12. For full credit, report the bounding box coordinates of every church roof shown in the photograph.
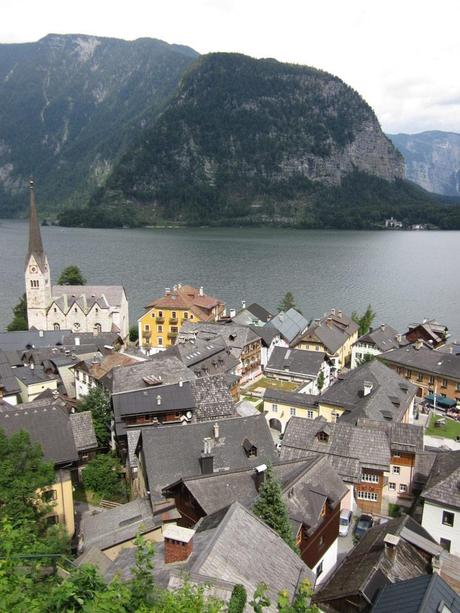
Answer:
[51,286,125,312]
[26,180,47,272]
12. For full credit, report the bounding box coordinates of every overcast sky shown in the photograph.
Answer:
[3,0,459,134]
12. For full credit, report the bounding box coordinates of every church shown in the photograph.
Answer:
[25,181,129,339]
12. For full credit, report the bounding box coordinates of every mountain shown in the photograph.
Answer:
[388,131,460,196]
[72,52,459,229]
[0,34,198,216]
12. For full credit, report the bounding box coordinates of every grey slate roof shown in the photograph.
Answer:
[15,365,58,386]
[380,345,460,381]
[80,498,158,551]
[105,502,314,609]
[422,450,460,509]
[52,285,125,309]
[232,303,273,326]
[0,330,119,352]
[265,308,309,344]
[263,388,318,408]
[371,573,460,613]
[0,350,20,395]
[356,418,424,453]
[250,324,280,346]
[139,414,277,502]
[110,354,196,394]
[356,323,402,352]
[69,411,98,451]
[166,335,239,376]
[321,360,417,423]
[280,416,391,476]
[191,375,236,422]
[295,309,359,354]
[314,515,436,608]
[0,399,78,464]
[265,346,326,379]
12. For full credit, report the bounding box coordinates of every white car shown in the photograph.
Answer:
[339,509,352,536]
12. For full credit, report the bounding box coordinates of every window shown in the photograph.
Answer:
[442,511,455,527]
[416,372,424,382]
[42,489,57,502]
[318,535,324,547]
[441,378,448,388]
[393,452,401,458]
[157,325,163,332]
[53,323,60,330]
[74,307,78,313]
[456,383,460,391]
[316,560,323,578]
[389,482,396,491]
[46,515,58,526]
[306,410,314,419]
[361,473,379,483]
[94,323,101,334]
[144,324,150,331]
[406,369,412,377]
[158,337,163,346]
[170,326,178,333]
[392,466,400,474]
[317,431,329,442]
[171,311,177,319]
[272,404,278,413]
[30,279,39,288]
[184,312,188,319]
[53,307,57,313]
[290,407,296,416]
[190,314,194,319]
[440,538,451,552]
[357,491,378,501]
[399,484,407,493]
[429,375,435,384]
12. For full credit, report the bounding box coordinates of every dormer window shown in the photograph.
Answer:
[317,431,329,442]
[243,438,257,457]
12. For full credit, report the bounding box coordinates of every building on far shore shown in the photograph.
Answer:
[25,181,129,339]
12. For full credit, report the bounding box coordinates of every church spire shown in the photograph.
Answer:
[26,179,46,270]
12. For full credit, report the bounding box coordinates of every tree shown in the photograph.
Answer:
[316,371,325,392]
[57,265,86,285]
[7,293,28,331]
[129,325,139,343]
[277,580,319,613]
[77,386,111,447]
[0,429,55,524]
[357,353,375,366]
[82,453,127,501]
[249,584,271,613]
[252,465,298,552]
[228,584,247,613]
[352,304,376,336]
[278,292,298,313]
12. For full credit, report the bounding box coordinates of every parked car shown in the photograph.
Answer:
[354,514,373,540]
[339,509,352,537]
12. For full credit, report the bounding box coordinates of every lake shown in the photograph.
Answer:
[1,220,459,338]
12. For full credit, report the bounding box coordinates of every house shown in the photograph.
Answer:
[69,410,99,463]
[0,397,81,536]
[163,456,347,581]
[385,217,403,228]
[263,388,319,433]
[264,308,309,346]
[104,502,315,611]
[72,352,139,399]
[25,182,129,339]
[280,416,425,514]
[77,498,179,559]
[404,319,450,349]
[292,308,359,371]
[250,324,282,368]
[15,365,59,402]
[265,346,330,394]
[232,302,273,326]
[138,284,225,352]
[421,450,460,555]
[371,574,460,613]
[379,344,460,405]
[351,323,403,369]
[179,321,262,384]
[313,515,442,612]
[317,360,417,424]
[0,350,21,405]
[136,413,277,504]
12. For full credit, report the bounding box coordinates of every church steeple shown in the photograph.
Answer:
[26,179,46,271]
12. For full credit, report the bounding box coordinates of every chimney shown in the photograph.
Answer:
[156,394,162,405]
[380,324,386,332]
[326,318,333,328]
[165,287,171,295]
[199,286,204,296]
[449,346,453,354]
[396,333,402,343]
[163,525,195,564]
[331,308,336,315]
[39,329,44,338]
[415,339,423,350]
[229,308,236,318]
[179,379,183,387]
[75,336,80,346]
[363,381,373,396]
[213,422,220,440]
[241,300,246,310]
[384,533,400,560]
[200,438,214,474]
[254,464,267,491]
[338,310,342,318]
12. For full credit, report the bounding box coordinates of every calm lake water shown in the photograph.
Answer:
[1,220,459,338]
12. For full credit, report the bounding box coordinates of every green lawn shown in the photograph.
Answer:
[426,414,460,440]
[246,377,300,393]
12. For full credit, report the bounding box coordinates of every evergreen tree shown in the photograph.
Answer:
[228,584,247,613]
[252,465,298,552]
[317,371,325,392]
[57,265,87,285]
[76,386,111,447]
[6,293,28,331]
[129,325,139,343]
[352,304,376,336]
[278,292,298,313]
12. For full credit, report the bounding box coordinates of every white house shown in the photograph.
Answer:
[351,323,402,369]
[421,451,460,555]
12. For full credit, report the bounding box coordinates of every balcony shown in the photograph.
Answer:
[142,330,151,338]
[156,316,165,324]
[167,331,178,340]
[169,317,178,324]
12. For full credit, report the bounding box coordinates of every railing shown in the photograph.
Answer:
[100,499,122,510]
[167,332,178,340]
[169,317,178,324]
[156,316,165,324]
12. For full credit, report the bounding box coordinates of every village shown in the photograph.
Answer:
[1,185,460,611]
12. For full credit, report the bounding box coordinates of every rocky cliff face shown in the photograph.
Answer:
[388,131,460,196]
[0,34,198,215]
[103,53,403,217]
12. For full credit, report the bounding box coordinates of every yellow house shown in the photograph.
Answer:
[15,367,59,402]
[263,388,319,434]
[139,284,225,352]
[292,308,359,370]
[42,469,75,536]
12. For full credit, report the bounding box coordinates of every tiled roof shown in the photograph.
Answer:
[263,388,318,408]
[357,323,402,352]
[145,285,223,321]
[295,309,358,353]
[191,375,236,422]
[110,354,195,394]
[422,450,460,509]
[52,285,125,310]
[180,321,260,352]
[69,411,98,451]
[380,345,460,380]
[265,309,309,344]
[78,353,138,381]
[265,346,326,379]
[0,350,20,395]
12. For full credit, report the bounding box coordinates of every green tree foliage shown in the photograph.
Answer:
[277,579,320,613]
[82,453,127,501]
[249,583,271,612]
[316,371,325,392]
[129,325,139,343]
[228,584,247,613]
[357,353,375,366]
[7,293,28,331]
[57,265,87,285]
[252,465,298,552]
[77,386,111,447]
[0,429,55,524]
[278,292,298,313]
[352,304,376,336]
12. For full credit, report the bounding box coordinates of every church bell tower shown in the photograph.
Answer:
[25,179,52,329]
